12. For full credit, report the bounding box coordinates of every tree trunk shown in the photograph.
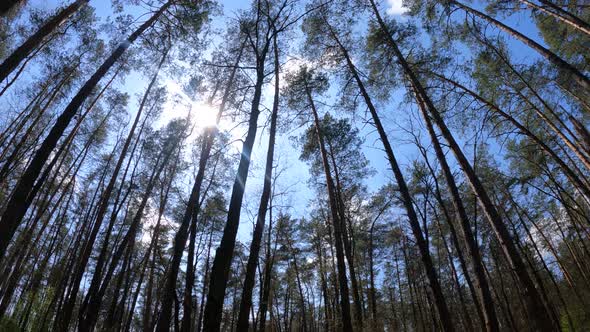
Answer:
[425,60,555,332]
[305,82,353,331]
[452,0,590,92]
[520,0,590,36]
[329,10,454,330]
[200,58,265,331]
[257,196,278,332]
[78,49,168,329]
[79,132,180,331]
[433,73,590,212]
[0,1,172,261]
[0,65,77,185]
[369,1,557,329]
[414,88,499,331]
[368,223,378,325]
[236,33,280,331]
[327,143,364,329]
[0,0,89,83]
[0,0,21,16]
[157,40,244,332]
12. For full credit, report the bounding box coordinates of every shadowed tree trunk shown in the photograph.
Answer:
[0,0,173,262]
[432,73,590,210]
[79,130,181,331]
[305,79,353,331]
[201,52,266,332]
[157,40,244,332]
[413,88,499,331]
[200,2,301,327]
[0,0,23,16]
[519,0,590,36]
[326,11,454,330]
[451,0,590,92]
[125,161,176,332]
[236,32,280,331]
[0,0,89,83]
[0,65,78,185]
[326,139,363,329]
[257,195,278,332]
[77,48,169,330]
[368,1,556,330]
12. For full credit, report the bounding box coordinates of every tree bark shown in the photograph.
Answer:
[157,40,244,332]
[305,82,353,331]
[0,0,89,83]
[0,0,172,261]
[452,0,590,92]
[330,9,454,329]
[236,33,280,331]
[520,0,590,36]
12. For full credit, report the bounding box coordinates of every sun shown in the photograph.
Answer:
[190,102,218,129]
[163,80,220,132]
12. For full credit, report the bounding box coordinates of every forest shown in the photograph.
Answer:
[0,0,589,331]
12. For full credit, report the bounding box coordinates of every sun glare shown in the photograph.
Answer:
[162,80,220,132]
[191,102,218,129]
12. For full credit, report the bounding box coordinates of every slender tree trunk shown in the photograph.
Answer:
[428,70,555,331]
[394,248,407,332]
[520,0,590,36]
[451,0,590,91]
[79,134,180,331]
[50,144,118,331]
[316,238,332,332]
[506,193,577,330]
[157,40,244,332]
[432,209,474,331]
[426,70,555,332]
[287,241,308,332]
[0,80,50,150]
[236,33,280,331]
[368,223,378,326]
[0,118,97,314]
[432,73,590,201]
[23,67,122,221]
[55,59,162,331]
[78,48,168,329]
[125,177,173,332]
[201,64,265,332]
[414,88,499,331]
[143,247,156,332]
[329,11,453,330]
[305,82,354,331]
[0,1,172,261]
[328,146,364,329]
[482,36,590,173]
[0,0,89,83]
[369,2,556,329]
[195,224,214,332]
[104,243,133,329]
[0,66,76,185]
[258,197,278,332]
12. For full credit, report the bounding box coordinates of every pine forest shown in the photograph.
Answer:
[0,0,589,331]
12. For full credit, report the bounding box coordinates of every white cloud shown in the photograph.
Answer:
[386,0,408,15]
